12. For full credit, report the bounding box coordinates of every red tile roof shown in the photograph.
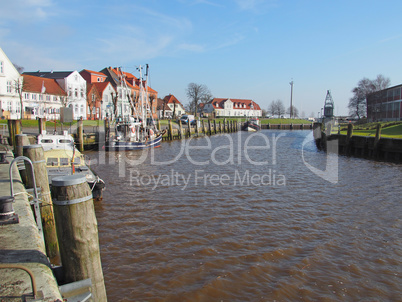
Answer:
[92,81,115,94]
[81,69,107,77]
[209,98,261,110]
[163,94,182,105]
[22,74,66,96]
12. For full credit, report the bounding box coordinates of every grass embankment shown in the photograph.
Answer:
[339,121,402,139]
[160,118,312,126]
[0,119,104,128]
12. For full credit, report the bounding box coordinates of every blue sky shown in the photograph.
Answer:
[1,0,401,117]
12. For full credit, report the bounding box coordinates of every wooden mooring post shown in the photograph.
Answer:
[168,120,173,140]
[373,123,382,158]
[51,175,107,302]
[202,120,206,135]
[346,123,353,155]
[214,120,217,134]
[23,144,60,265]
[195,119,199,136]
[77,117,84,152]
[187,120,191,138]
[15,134,29,185]
[38,117,46,135]
[178,120,183,139]
[7,119,21,149]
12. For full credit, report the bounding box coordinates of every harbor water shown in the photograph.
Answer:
[87,130,402,301]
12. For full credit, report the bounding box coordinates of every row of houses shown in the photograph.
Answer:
[0,47,262,121]
[0,47,159,121]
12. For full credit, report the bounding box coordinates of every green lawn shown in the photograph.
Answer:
[158,117,312,125]
[340,123,402,139]
[0,119,104,128]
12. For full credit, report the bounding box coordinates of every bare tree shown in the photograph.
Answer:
[268,99,285,117]
[348,74,390,120]
[14,78,24,119]
[172,99,177,119]
[186,83,212,117]
[13,63,24,74]
[277,100,286,117]
[287,105,299,118]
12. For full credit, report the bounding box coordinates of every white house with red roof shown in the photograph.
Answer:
[159,94,185,118]
[22,74,67,120]
[92,82,116,119]
[0,47,22,119]
[203,98,262,117]
[23,70,87,120]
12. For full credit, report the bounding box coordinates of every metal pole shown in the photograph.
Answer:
[289,80,293,119]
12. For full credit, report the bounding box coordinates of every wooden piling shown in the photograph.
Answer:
[179,120,183,139]
[195,119,199,136]
[373,123,382,158]
[7,119,21,149]
[38,117,46,135]
[23,144,60,265]
[187,120,191,138]
[15,134,30,185]
[219,121,222,133]
[104,118,110,143]
[202,120,206,135]
[77,118,84,152]
[208,120,212,136]
[213,120,217,134]
[346,123,353,155]
[168,120,173,140]
[51,175,107,302]
[157,119,161,131]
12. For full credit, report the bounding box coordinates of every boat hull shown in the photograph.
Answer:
[105,134,163,151]
[242,122,260,132]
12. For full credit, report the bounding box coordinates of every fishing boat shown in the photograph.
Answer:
[37,130,105,200]
[242,101,261,131]
[105,65,164,151]
[242,117,261,132]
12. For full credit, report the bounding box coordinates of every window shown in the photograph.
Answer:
[0,61,3,74]
[24,93,29,99]
[81,88,84,98]
[60,158,69,166]
[75,104,78,115]
[7,81,12,93]
[32,94,37,100]
[47,157,58,166]
[80,104,84,114]
[53,96,57,102]
[75,88,78,97]
[39,95,43,101]
[46,95,51,101]
[97,77,101,82]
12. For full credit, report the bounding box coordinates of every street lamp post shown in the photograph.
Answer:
[289,80,294,119]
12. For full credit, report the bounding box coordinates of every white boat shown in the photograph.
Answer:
[37,130,105,200]
[242,117,261,132]
[242,101,261,131]
[105,65,164,151]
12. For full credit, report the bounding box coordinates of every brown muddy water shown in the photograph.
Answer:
[86,130,402,301]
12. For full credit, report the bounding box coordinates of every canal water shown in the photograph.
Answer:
[87,130,402,301]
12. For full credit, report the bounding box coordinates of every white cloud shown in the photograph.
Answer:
[0,0,55,22]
